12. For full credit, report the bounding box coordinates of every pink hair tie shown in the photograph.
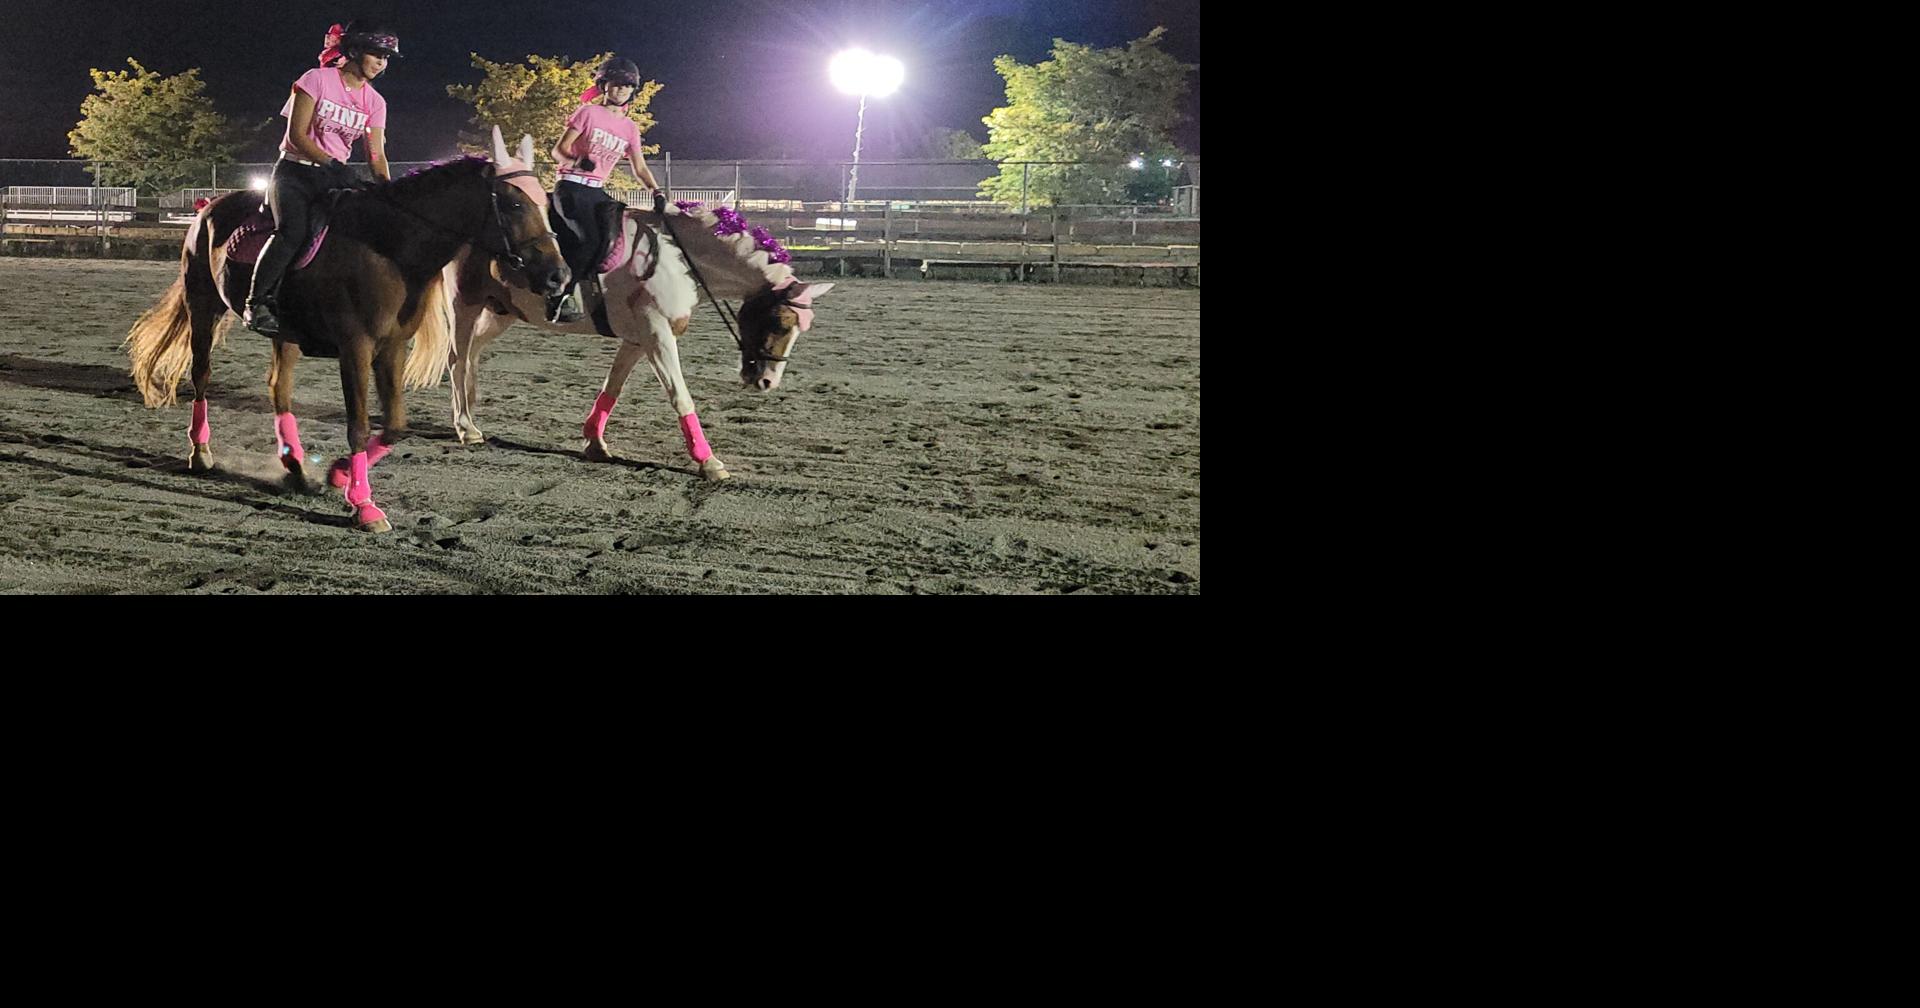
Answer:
[580,85,602,103]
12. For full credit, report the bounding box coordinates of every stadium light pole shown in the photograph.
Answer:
[829,49,903,206]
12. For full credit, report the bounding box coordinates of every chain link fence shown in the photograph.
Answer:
[4,157,1197,212]
[3,157,1198,281]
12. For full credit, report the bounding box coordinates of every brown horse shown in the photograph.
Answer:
[125,128,567,532]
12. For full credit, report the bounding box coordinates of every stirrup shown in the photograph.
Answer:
[246,300,282,335]
[548,291,585,324]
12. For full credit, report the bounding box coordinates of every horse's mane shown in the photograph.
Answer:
[371,155,492,201]
[669,201,797,288]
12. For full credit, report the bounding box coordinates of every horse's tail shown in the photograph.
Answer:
[403,267,455,390]
[124,258,197,408]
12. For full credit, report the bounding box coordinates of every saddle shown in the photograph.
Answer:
[600,207,661,279]
[550,200,662,336]
[224,190,346,271]
[223,191,348,356]
[548,198,639,275]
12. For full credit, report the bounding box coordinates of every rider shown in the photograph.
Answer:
[246,21,399,335]
[547,56,662,323]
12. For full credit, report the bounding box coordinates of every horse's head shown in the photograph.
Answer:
[737,279,834,391]
[485,125,569,296]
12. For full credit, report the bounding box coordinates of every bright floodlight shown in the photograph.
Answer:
[832,49,904,204]
[1161,159,1175,167]
[250,176,269,191]
[830,49,904,97]
[1128,157,1145,170]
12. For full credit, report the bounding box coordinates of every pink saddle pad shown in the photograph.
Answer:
[225,211,328,271]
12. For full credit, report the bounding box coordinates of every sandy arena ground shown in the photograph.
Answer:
[0,257,1198,593]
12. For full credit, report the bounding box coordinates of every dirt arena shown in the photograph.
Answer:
[0,257,1199,593]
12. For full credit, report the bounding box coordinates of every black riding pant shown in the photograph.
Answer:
[553,179,617,296]
[251,159,331,305]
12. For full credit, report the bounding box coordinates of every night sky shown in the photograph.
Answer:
[0,0,1200,162]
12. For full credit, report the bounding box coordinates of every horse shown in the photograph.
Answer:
[420,199,834,481]
[124,128,568,532]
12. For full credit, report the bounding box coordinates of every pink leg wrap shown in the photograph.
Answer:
[330,434,392,487]
[345,452,372,505]
[584,392,617,440]
[344,450,386,524]
[190,400,210,444]
[274,412,305,463]
[680,412,712,463]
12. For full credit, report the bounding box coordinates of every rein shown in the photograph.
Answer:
[373,168,556,272]
[656,194,790,364]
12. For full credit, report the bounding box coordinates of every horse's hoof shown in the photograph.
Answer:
[352,503,391,533]
[188,444,215,472]
[700,457,731,481]
[582,439,614,462]
[457,427,486,445]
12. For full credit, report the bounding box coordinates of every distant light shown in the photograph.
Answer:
[1161,159,1175,168]
[1128,157,1145,170]
[830,49,904,97]
[250,176,269,191]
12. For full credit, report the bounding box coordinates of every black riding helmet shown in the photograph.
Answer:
[595,57,641,104]
[342,24,402,60]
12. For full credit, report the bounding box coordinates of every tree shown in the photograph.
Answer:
[67,59,258,194]
[978,27,1194,207]
[447,53,662,181]
[1122,148,1187,205]
[907,127,986,161]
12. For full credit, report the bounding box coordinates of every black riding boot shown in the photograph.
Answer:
[247,234,300,335]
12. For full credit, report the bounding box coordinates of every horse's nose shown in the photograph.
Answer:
[545,269,566,293]
[757,376,775,391]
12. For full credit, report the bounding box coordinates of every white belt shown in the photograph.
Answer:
[558,173,606,188]
[281,155,327,168]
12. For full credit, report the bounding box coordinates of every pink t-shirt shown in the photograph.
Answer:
[279,67,387,163]
[562,103,643,183]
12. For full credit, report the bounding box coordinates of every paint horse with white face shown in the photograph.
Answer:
[416,200,834,480]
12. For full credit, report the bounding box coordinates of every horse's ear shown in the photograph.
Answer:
[490,125,509,164]
[802,282,835,300]
[518,134,536,168]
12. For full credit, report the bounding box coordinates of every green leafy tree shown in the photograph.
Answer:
[908,127,986,160]
[447,53,661,183]
[67,59,259,193]
[978,27,1193,206]
[1122,148,1187,204]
